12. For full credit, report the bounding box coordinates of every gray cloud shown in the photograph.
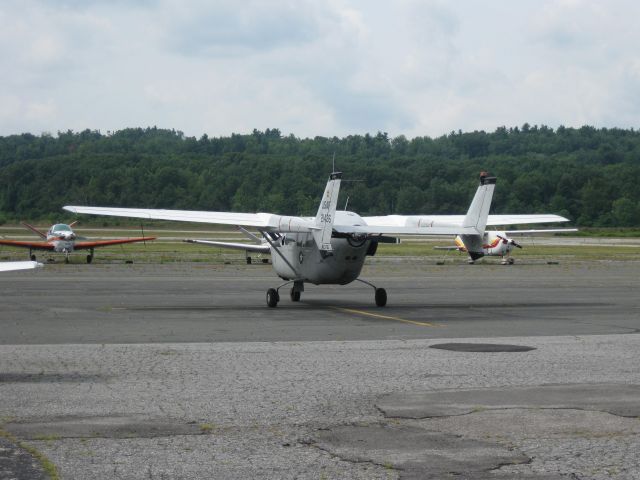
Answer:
[161,0,327,57]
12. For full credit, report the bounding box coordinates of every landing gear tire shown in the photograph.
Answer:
[87,255,93,264]
[266,288,279,308]
[508,258,515,265]
[30,254,36,261]
[290,288,301,302]
[246,257,252,265]
[375,288,387,307]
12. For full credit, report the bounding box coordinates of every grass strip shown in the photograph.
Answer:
[0,428,60,480]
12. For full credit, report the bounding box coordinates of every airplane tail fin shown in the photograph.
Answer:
[22,222,47,239]
[458,174,496,260]
[312,171,342,252]
[462,174,496,234]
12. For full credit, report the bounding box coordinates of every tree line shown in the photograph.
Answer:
[0,125,639,226]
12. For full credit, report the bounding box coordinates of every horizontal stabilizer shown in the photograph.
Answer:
[184,239,270,253]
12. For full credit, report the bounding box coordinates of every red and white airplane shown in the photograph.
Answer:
[0,222,155,263]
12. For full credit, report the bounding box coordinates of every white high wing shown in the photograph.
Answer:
[0,261,43,272]
[367,173,575,265]
[364,175,569,231]
[64,171,495,307]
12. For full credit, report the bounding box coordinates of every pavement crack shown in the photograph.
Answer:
[379,405,640,420]
[300,436,403,475]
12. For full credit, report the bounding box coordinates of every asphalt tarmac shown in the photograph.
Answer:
[1,259,639,479]
[1,260,639,344]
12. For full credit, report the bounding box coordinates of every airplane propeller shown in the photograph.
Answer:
[496,235,522,249]
[58,233,76,241]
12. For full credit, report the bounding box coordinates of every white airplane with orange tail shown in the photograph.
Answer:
[435,228,578,264]
[364,173,576,265]
[0,222,155,263]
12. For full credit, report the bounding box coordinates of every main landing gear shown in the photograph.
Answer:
[375,287,388,307]
[87,249,94,264]
[266,280,303,307]
[265,279,387,307]
[266,288,279,307]
[356,278,387,307]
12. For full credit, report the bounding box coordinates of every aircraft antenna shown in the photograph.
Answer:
[344,196,349,211]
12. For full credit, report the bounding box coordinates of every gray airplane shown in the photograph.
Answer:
[64,171,494,307]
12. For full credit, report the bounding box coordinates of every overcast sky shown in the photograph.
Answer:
[1,0,639,139]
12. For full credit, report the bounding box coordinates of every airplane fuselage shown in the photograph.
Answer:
[46,225,77,253]
[49,238,75,253]
[271,234,370,285]
[270,211,371,285]
[456,231,512,258]
[482,232,512,257]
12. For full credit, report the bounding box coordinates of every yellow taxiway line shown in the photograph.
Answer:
[332,307,439,327]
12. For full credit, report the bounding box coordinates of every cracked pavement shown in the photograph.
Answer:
[1,336,639,479]
[1,261,639,478]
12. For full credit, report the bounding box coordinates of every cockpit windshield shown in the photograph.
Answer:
[52,224,72,232]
